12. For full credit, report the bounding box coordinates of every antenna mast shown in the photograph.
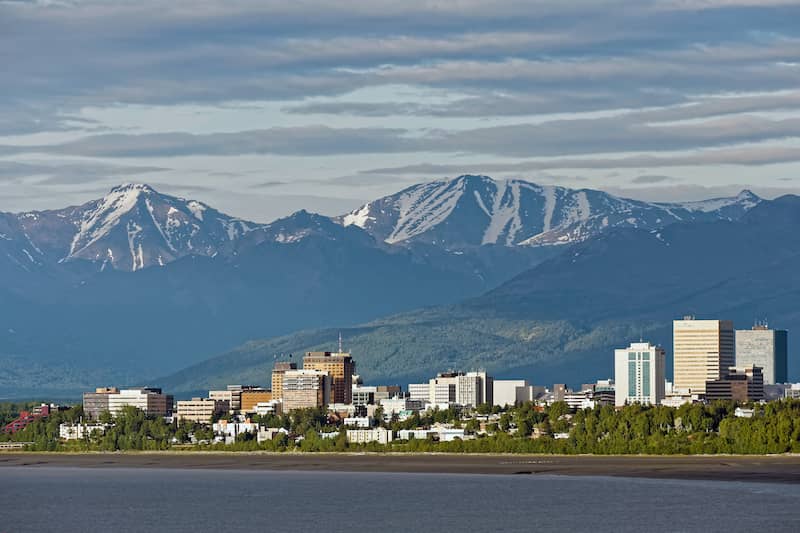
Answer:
[338,331,343,354]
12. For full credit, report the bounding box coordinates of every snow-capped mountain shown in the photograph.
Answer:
[240,209,375,250]
[338,175,762,248]
[9,183,255,272]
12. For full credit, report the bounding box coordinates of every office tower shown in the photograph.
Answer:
[303,351,355,404]
[705,366,765,402]
[736,325,788,385]
[272,361,297,400]
[673,317,735,395]
[282,369,331,411]
[614,342,666,406]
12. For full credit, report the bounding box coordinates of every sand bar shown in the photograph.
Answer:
[2,452,800,483]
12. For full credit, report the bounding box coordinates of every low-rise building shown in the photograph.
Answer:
[176,398,228,423]
[254,400,283,417]
[107,388,171,417]
[59,423,109,440]
[493,380,534,407]
[379,396,424,416]
[343,416,372,428]
[346,427,393,445]
[240,389,273,413]
[83,387,120,420]
[212,421,259,444]
[257,427,289,444]
[705,366,764,402]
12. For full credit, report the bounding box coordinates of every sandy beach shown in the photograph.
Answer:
[2,452,800,483]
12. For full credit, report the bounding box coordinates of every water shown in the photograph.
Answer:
[2,468,799,532]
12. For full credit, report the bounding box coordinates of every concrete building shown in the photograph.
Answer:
[736,325,788,385]
[352,385,377,406]
[107,388,171,417]
[614,342,666,407]
[785,383,800,399]
[59,423,109,440]
[282,369,331,411]
[254,400,283,417]
[379,396,424,416]
[343,416,372,428]
[409,371,493,407]
[303,351,355,405]
[456,371,492,407]
[706,366,765,402]
[240,390,273,413]
[208,385,260,413]
[552,384,567,403]
[82,387,120,420]
[346,427,393,445]
[492,380,534,407]
[407,383,430,402]
[374,385,403,403]
[176,398,228,423]
[271,361,297,401]
[212,421,259,445]
[673,317,735,395]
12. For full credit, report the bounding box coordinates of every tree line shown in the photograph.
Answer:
[2,400,799,454]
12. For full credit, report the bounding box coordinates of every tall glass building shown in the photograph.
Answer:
[735,325,788,385]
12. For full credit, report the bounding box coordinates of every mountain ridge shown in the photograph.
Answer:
[337,174,761,249]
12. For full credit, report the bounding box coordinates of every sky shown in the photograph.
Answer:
[1,0,800,222]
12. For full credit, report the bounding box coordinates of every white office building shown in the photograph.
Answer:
[492,380,534,407]
[107,388,170,417]
[614,342,666,407]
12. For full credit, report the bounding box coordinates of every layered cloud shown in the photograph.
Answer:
[1,0,799,216]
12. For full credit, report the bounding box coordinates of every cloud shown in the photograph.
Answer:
[0,160,166,185]
[0,127,414,158]
[608,183,800,202]
[631,175,679,184]
[360,144,800,174]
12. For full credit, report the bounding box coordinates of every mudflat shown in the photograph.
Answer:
[2,452,800,483]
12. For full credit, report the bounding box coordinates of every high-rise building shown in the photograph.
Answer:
[673,317,735,395]
[303,351,355,404]
[614,342,666,406]
[271,361,297,400]
[735,325,788,385]
[282,369,331,411]
[705,366,765,402]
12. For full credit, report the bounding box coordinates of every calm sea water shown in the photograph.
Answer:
[2,468,799,532]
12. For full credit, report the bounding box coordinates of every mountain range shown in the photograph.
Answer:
[0,175,781,398]
[159,194,800,395]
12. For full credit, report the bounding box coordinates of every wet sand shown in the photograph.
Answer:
[2,452,800,483]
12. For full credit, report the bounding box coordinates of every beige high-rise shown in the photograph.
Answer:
[673,318,735,394]
[303,351,354,404]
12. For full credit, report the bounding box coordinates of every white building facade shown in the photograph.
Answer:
[614,342,666,407]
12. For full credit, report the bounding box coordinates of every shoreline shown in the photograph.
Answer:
[3,452,800,483]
